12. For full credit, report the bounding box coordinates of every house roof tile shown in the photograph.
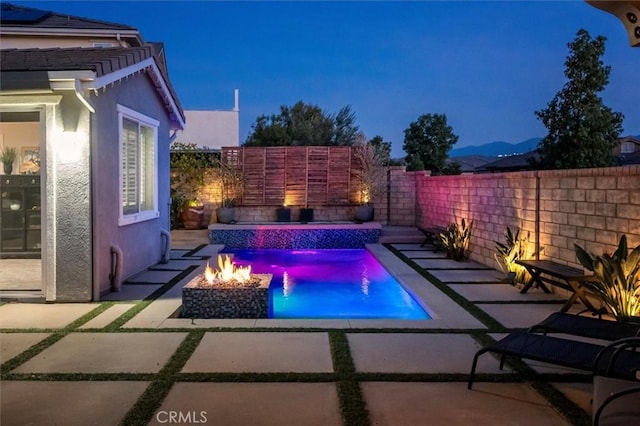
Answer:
[0,3,136,31]
[0,46,185,127]
[0,46,152,75]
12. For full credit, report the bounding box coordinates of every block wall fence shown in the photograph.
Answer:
[415,165,640,269]
[193,145,638,271]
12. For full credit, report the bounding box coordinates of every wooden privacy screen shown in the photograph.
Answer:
[222,146,358,206]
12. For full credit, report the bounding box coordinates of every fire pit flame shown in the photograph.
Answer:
[204,255,252,285]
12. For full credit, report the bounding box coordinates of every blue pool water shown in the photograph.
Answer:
[221,249,430,319]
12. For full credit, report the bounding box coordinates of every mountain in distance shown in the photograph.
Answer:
[450,137,541,158]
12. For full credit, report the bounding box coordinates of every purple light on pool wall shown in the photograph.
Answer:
[221,249,431,319]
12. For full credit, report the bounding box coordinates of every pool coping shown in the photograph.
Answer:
[123,244,487,330]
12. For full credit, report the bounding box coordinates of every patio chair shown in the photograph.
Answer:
[592,338,640,425]
[529,312,640,341]
[467,333,640,390]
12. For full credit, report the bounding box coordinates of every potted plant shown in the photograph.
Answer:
[1,147,17,175]
[575,235,640,322]
[352,136,386,222]
[439,218,473,261]
[170,142,215,229]
[215,153,243,224]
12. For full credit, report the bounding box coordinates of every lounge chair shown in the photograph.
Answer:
[467,333,640,390]
[592,338,640,425]
[529,312,640,341]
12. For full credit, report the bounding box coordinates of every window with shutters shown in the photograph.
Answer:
[620,141,635,154]
[117,105,159,226]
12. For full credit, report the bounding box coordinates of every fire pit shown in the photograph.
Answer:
[182,255,272,319]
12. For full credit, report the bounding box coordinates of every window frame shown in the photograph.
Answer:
[620,141,635,154]
[117,104,160,226]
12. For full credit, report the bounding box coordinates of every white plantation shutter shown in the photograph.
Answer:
[140,125,155,211]
[118,105,159,225]
[122,118,139,214]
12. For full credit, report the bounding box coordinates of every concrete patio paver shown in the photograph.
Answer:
[149,382,342,426]
[0,333,50,362]
[428,269,507,283]
[362,382,570,425]
[101,284,163,301]
[1,381,150,426]
[79,303,136,329]
[413,258,493,270]
[390,243,428,251]
[347,333,513,374]
[11,332,187,374]
[551,382,593,414]
[182,332,333,373]
[125,269,183,284]
[402,250,448,260]
[449,283,566,302]
[478,303,581,329]
[0,303,97,329]
[0,237,599,425]
[148,259,204,270]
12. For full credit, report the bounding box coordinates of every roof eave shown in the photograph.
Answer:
[1,27,143,45]
[82,58,185,130]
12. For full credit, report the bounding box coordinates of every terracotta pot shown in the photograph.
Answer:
[182,205,204,229]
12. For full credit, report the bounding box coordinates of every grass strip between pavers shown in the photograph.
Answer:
[119,330,206,426]
[384,244,506,332]
[183,244,208,257]
[329,331,370,426]
[468,332,591,425]
[0,302,114,377]
[386,245,591,425]
[2,245,592,426]
[103,265,199,331]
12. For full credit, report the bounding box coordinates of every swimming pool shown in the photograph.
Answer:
[221,248,431,320]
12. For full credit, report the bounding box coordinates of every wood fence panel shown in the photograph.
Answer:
[307,146,329,205]
[285,147,308,206]
[329,147,352,204]
[221,146,360,207]
[264,147,286,205]
[241,147,266,205]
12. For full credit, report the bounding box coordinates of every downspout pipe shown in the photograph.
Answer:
[160,229,171,264]
[109,245,124,292]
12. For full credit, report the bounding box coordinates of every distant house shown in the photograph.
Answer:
[0,3,185,301]
[475,136,640,173]
[616,136,640,166]
[174,92,240,150]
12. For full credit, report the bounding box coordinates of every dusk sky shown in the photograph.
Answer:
[12,1,640,157]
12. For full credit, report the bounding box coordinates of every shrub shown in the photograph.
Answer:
[494,227,532,285]
[439,218,473,261]
[575,235,640,322]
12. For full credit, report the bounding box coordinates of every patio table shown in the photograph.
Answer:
[516,259,602,314]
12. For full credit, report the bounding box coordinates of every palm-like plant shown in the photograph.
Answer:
[439,218,473,261]
[494,227,532,285]
[575,235,640,322]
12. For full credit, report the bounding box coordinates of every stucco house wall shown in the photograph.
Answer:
[91,73,173,296]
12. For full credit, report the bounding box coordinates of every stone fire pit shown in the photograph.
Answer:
[181,256,272,319]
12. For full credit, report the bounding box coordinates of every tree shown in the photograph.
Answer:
[402,113,458,174]
[368,135,392,166]
[332,105,359,146]
[245,101,359,146]
[534,29,624,169]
